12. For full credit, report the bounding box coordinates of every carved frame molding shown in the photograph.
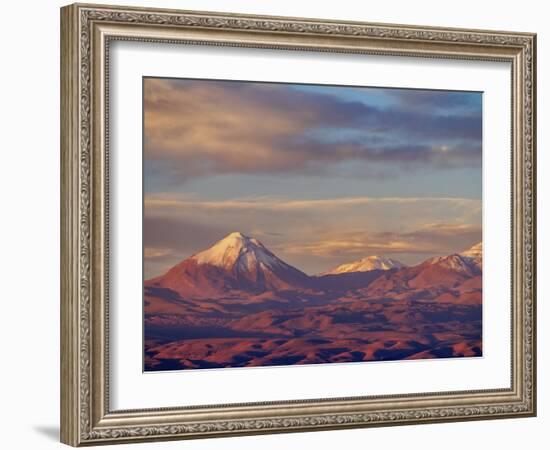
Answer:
[61,3,536,446]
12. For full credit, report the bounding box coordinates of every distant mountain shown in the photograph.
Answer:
[323,255,406,275]
[461,242,482,258]
[460,242,482,269]
[146,232,310,297]
[146,236,483,299]
[424,253,478,273]
[366,252,481,294]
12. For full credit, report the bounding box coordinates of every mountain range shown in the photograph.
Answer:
[323,255,406,275]
[144,232,483,371]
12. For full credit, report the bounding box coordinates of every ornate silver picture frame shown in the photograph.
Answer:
[60,3,536,446]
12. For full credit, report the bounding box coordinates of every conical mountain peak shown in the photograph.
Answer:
[149,232,310,296]
[223,231,249,241]
[323,255,406,275]
[191,232,273,270]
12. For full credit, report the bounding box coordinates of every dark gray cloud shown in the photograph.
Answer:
[144,78,482,185]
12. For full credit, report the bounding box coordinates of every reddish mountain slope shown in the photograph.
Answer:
[144,238,483,370]
[367,252,481,293]
[146,232,311,298]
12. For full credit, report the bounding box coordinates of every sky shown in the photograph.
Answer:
[143,77,482,278]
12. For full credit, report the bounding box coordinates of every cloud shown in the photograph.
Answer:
[144,247,173,259]
[144,78,482,185]
[281,223,481,259]
[142,79,482,278]
[143,216,233,279]
[144,214,229,254]
[145,194,480,213]
[143,193,481,276]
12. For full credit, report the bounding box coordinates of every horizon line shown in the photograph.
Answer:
[144,234,482,280]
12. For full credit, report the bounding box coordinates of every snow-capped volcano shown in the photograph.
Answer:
[459,242,482,269]
[323,255,406,275]
[192,232,282,271]
[461,242,482,259]
[146,232,310,297]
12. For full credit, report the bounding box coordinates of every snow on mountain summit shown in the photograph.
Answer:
[191,232,279,271]
[425,254,477,273]
[323,255,406,275]
[423,242,482,274]
[148,232,312,294]
[459,242,482,269]
[460,242,482,259]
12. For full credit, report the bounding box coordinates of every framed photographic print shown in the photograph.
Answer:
[60,3,537,446]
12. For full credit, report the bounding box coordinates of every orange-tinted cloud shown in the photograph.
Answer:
[144,78,482,184]
[279,223,481,259]
[143,193,481,277]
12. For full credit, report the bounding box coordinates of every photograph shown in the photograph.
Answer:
[57,3,537,445]
[143,77,484,372]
